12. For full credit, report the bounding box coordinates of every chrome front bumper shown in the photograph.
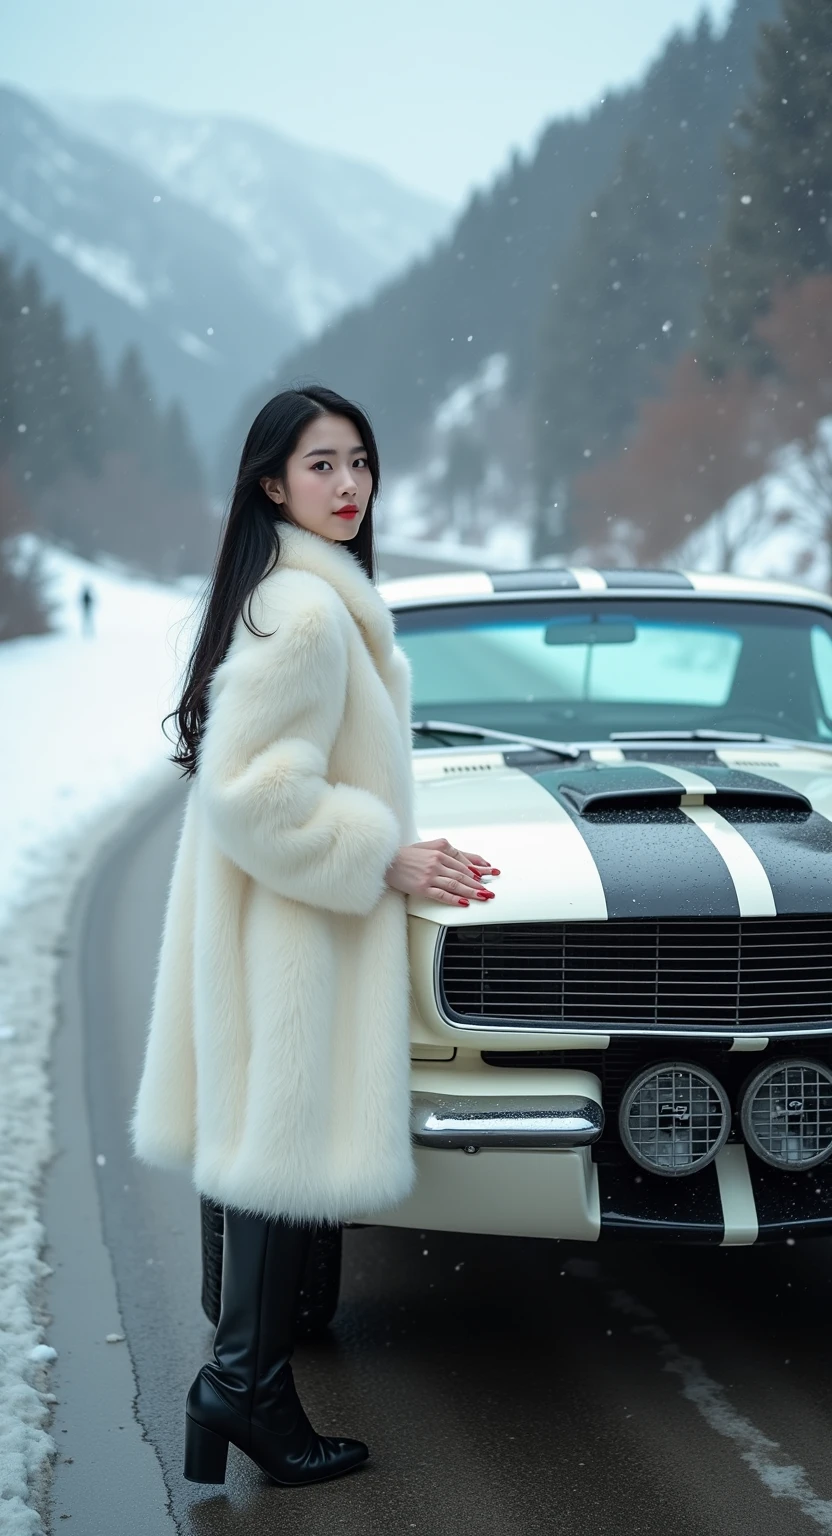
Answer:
[410,1092,604,1149]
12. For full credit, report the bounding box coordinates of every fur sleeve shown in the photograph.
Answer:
[197,575,402,916]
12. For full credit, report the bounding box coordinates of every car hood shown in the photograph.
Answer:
[405,745,832,924]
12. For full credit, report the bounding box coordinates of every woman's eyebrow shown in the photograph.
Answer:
[302,446,365,457]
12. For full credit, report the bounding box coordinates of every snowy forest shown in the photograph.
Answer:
[0,256,215,637]
[1,0,831,635]
[557,0,832,579]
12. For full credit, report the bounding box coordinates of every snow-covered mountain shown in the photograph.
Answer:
[0,85,301,454]
[0,85,453,460]
[52,97,454,341]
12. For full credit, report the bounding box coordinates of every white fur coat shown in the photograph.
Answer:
[130,520,420,1222]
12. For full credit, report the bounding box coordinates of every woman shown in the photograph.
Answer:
[129,385,499,1491]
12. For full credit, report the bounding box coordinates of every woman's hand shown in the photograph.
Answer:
[384,837,500,906]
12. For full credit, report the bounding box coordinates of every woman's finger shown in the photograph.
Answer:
[430,860,496,896]
[428,882,491,905]
[456,847,499,872]
[436,852,486,884]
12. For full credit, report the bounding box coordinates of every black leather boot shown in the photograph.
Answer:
[183,1206,368,1486]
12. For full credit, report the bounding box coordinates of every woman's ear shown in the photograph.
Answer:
[260,476,283,504]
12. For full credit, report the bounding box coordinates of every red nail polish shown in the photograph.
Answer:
[476,891,488,900]
[459,898,470,906]
[469,868,482,880]
[491,868,501,875]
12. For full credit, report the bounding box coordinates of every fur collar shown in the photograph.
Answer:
[272,519,395,672]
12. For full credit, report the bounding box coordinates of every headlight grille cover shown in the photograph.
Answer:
[740,1059,832,1169]
[618,1061,731,1177]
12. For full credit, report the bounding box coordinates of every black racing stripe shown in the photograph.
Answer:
[682,765,810,809]
[598,1153,724,1241]
[489,568,580,591]
[744,1157,832,1242]
[516,764,740,919]
[717,806,832,914]
[596,569,694,590]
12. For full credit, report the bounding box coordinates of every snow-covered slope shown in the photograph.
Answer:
[0,537,202,1532]
[674,420,832,593]
[377,351,536,568]
[0,540,202,917]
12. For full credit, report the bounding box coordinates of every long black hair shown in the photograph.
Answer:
[163,384,382,778]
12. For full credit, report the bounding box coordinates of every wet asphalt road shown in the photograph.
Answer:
[45,773,832,1536]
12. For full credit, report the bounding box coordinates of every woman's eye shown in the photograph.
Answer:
[311,458,368,470]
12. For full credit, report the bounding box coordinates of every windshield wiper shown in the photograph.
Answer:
[610,729,780,743]
[412,720,580,760]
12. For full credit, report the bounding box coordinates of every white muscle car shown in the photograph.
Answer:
[201,561,832,1333]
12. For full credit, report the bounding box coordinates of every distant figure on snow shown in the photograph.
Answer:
[79,584,96,637]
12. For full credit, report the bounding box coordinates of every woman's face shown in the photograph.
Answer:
[260,413,372,542]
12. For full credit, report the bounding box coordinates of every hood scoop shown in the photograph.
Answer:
[536,765,812,815]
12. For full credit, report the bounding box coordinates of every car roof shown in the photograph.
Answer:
[378,564,832,613]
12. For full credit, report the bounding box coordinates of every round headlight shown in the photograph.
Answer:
[740,1059,832,1170]
[618,1061,731,1177]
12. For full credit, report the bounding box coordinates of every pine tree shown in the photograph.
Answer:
[159,401,205,497]
[531,140,683,553]
[108,345,159,470]
[65,331,108,475]
[440,428,486,537]
[704,0,832,370]
[0,251,213,587]
[0,256,19,466]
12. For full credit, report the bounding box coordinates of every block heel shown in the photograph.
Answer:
[183,1412,229,1483]
[184,1209,369,1487]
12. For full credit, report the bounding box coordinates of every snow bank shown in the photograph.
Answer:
[675,420,832,592]
[376,353,537,567]
[0,537,202,1532]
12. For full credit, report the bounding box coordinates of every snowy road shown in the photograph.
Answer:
[42,778,832,1534]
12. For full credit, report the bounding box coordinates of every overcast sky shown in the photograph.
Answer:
[6,0,735,206]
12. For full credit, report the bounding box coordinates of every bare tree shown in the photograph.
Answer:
[0,471,53,640]
[752,277,832,588]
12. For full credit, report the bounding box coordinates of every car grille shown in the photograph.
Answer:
[439,917,832,1035]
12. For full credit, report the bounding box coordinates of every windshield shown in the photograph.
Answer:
[394,598,832,748]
